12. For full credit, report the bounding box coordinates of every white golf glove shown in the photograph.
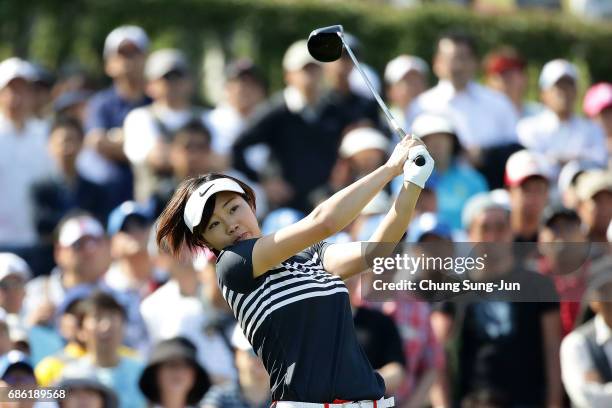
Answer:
[403,145,434,188]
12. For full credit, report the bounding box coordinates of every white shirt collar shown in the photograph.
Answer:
[283,86,308,113]
[595,314,612,346]
[434,80,476,100]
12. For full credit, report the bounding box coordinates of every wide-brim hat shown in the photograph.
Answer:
[139,337,211,404]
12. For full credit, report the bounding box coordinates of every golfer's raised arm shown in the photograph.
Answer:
[251,137,421,276]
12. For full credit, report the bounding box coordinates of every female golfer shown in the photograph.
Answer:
[156,136,433,406]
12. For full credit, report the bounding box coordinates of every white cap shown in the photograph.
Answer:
[384,55,428,84]
[0,57,36,90]
[504,149,551,187]
[58,216,105,247]
[231,324,253,351]
[183,178,246,233]
[0,253,31,282]
[411,113,455,139]
[557,160,603,195]
[103,25,149,58]
[462,192,510,229]
[539,59,578,90]
[145,49,189,81]
[339,127,389,158]
[282,40,320,72]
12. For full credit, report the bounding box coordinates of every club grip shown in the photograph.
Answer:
[395,128,425,167]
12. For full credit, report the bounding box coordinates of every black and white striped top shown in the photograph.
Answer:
[216,239,385,402]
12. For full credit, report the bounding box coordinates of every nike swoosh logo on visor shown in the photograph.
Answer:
[199,184,215,197]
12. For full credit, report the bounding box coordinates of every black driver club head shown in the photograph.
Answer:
[307,25,344,62]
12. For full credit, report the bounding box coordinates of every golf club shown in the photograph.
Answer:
[307,24,425,166]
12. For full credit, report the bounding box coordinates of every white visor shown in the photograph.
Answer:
[184,178,246,233]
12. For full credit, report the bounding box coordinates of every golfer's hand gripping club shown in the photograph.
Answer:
[403,144,434,189]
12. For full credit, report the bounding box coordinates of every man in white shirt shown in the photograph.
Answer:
[561,258,612,408]
[0,57,56,247]
[517,59,608,177]
[123,48,210,201]
[406,32,520,188]
[383,55,429,130]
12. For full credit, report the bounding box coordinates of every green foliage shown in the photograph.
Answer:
[2,0,611,88]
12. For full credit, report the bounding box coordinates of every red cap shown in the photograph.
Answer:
[583,82,612,118]
[485,55,526,76]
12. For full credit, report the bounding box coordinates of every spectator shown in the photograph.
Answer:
[123,48,210,201]
[62,291,146,408]
[202,325,271,408]
[35,286,138,387]
[0,318,12,357]
[30,63,55,122]
[432,193,562,407]
[574,169,612,242]
[321,33,383,130]
[569,0,612,20]
[407,31,520,188]
[0,57,56,247]
[105,201,164,299]
[0,350,37,408]
[57,363,119,408]
[483,46,542,118]
[557,159,605,210]
[24,213,111,326]
[409,113,488,230]
[53,90,92,125]
[504,150,551,242]
[204,58,268,165]
[232,39,365,212]
[148,120,217,217]
[538,206,590,337]
[32,116,111,241]
[517,59,608,175]
[78,25,151,208]
[583,82,612,161]
[139,337,210,408]
[140,244,236,383]
[384,55,429,129]
[561,260,612,408]
[0,253,30,320]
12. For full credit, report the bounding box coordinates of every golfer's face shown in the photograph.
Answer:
[202,191,260,250]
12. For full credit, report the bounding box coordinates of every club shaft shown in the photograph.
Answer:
[338,33,406,138]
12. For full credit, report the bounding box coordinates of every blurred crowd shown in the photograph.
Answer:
[0,21,611,408]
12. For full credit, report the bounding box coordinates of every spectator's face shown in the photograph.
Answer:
[61,387,105,408]
[541,77,576,116]
[147,70,192,103]
[487,68,527,102]
[434,39,477,89]
[55,235,111,283]
[422,133,454,169]
[0,78,34,121]
[225,76,266,116]
[348,149,386,177]
[538,218,589,271]
[110,216,151,259]
[324,54,353,90]
[202,191,260,251]
[0,275,26,314]
[285,63,323,100]
[156,358,196,397]
[32,82,52,116]
[82,309,124,352]
[387,71,427,108]
[590,282,612,328]
[48,125,83,165]
[469,208,512,243]
[577,191,612,238]
[235,349,268,384]
[105,42,146,81]
[170,132,211,178]
[596,106,612,138]
[509,177,549,220]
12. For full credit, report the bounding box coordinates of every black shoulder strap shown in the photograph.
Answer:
[147,106,173,142]
[579,319,612,382]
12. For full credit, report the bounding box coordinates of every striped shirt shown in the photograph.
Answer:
[216,239,385,402]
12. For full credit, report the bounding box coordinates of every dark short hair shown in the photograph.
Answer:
[79,291,126,321]
[172,120,212,148]
[436,31,478,58]
[50,115,84,139]
[156,173,256,257]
